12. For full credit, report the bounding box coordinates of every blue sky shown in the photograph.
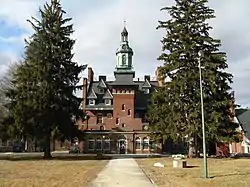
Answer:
[0,0,250,107]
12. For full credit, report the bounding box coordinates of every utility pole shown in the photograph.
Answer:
[198,50,208,178]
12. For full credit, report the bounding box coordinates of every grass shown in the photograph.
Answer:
[0,157,109,187]
[137,157,250,187]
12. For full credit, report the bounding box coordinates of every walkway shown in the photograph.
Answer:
[89,158,156,187]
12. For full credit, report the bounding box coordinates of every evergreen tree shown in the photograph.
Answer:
[6,0,86,158]
[149,0,240,157]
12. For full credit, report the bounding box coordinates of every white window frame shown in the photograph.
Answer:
[103,138,110,150]
[143,137,150,150]
[96,138,102,150]
[105,99,111,105]
[116,118,120,125]
[121,104,125,111]
[89,99,95,105]
[135,137,141,150]
[127,109,131,116]
[88,139,95,150]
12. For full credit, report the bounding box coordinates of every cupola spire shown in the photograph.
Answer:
[121,20,128,42]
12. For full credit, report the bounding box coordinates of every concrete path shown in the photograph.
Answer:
[89,158,156,187]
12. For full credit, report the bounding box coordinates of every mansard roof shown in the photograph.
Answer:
[85,76,159,110]
[236,109,250,140]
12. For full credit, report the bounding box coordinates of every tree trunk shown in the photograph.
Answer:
[188,134,200,158]
[43,134,52,159]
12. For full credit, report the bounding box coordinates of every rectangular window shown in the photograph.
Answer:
[88,140,95,150]
[96,140,102,150]
[104,141,110,150]
[89,99,95,105]
[97,114,103,124]
[1,140,7,146]
[149,141,155,150]
[105,99,111,105]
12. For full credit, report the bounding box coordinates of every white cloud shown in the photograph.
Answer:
[0,0,249,107]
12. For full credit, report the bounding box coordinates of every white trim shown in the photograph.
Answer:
[103,138,110,150]
[96,138,102,150]
[105,89,113,98]
[135,137,141,150]
[142,137,150,150]
[121,104,126,111]
[88,139,95,150]
[88,89,98,99]
[105,99,111,105]
[229,143,232,153]
[89,99,95,105]
[99,79,107,88]
[127,109,131,116]
[118,136,127,154]
[116,118,120,125]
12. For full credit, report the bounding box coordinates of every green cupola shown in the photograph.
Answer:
[115,24,134,73]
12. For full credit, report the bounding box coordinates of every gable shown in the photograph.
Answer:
[87,89,97,99]
[141,79,151,88]
[103,89,113,99]
[98,79,107,88]
[236,109,250,140]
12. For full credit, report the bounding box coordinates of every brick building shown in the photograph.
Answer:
[78,26,162,154]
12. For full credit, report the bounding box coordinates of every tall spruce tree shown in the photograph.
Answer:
[6,0,86,158]
[149,0,240,157]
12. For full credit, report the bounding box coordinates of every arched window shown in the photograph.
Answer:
[135,137,141,150]
[104,137,110,150]
[121,123,126,128]
[122,54,126,65]
[143,137,149,150]
[116,118,120,125]
[88,138,95,150]
[121,104,125,111]
[128,109,131,116]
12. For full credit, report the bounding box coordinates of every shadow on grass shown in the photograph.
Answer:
[210,172,250,179]
[185,165,199,168]
[0,155,112,161]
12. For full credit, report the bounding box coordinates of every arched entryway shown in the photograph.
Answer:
[117,135,127,154]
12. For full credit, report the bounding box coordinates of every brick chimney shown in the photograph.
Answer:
[155,67,164,87]
[82,78,88,112]
[144,75,150,81]
[88,67,94,82]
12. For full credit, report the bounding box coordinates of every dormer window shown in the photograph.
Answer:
[105,99,111,105]
[89,99,95,105]
[99,88,104,94]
